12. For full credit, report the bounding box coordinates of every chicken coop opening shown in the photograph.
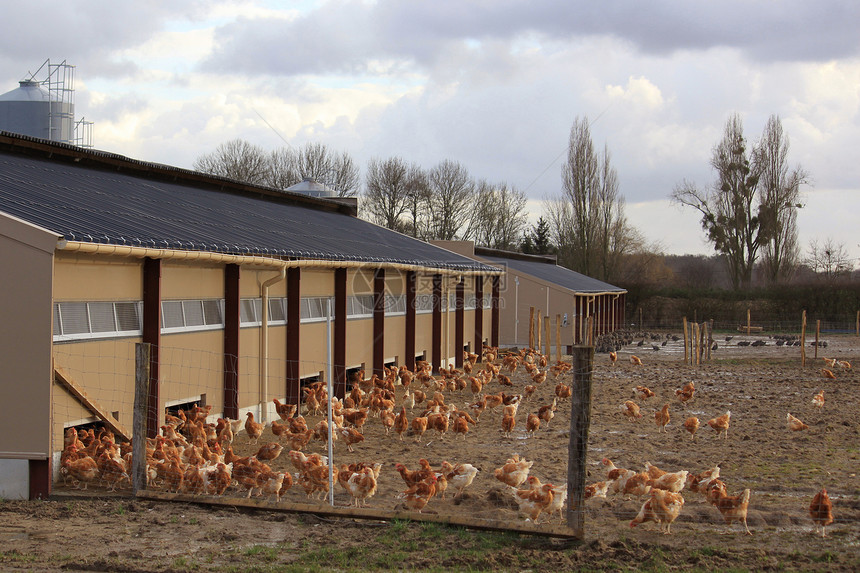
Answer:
[165,397,205,417]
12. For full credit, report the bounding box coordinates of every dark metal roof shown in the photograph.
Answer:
[0,134,495,272]
[479,255,625,294]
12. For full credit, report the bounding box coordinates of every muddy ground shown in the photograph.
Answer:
[2,333,859,571]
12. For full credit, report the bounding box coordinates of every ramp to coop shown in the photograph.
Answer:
[137,489,578,539]
[54,367,131,441]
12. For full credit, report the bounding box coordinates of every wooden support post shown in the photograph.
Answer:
[747,308,751,336]
[566,345,594,539]
[639,307,643,329]
[856,310,859,337]
[682,317,689,364]
[529,307,535,350]
[556,315,562,363]
[536,310,542,352]
[815,320,820,360]
[801,310,807,367]
[133,343,151,494]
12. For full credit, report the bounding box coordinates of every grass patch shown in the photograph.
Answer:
[245,545,279,561]
[0,550,36,563]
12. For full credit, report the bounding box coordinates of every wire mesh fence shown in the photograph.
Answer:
[52,335,860,539]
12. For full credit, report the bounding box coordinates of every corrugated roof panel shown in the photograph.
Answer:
[0,152,495,271]
[479,255,625,293]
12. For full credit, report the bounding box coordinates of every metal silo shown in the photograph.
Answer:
[0,59,90,146]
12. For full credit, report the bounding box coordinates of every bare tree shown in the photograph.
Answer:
[464,180,529,250]
[756,115,808,284]
[289,142,361,197]
[673,114,766,289]
[804,238,854,281]
[195,140,360,196]
[673,113,809,289]
[403,168,432,240]
[427,159,475,241]
[363,156,425,231]
[193,139,270,185]
[547,117,638,282]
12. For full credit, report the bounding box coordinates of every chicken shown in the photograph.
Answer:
[513,482,555,522]
[345,466,379,507]
[285,428,314,452]
[545,483,568,522]
[493,455,533,489]
[62,456,99,490]
[342,408,369,432]
[336,426,365,452]
[812,390,825,411]
[630,489,685,534]
[675,381,695,403]
[684,416,700,440]
[440,461,478,498]
[392,406,409,441]
[401,475,438,513]
[531,370,547,385]
[651,470,689,493]
[160,457,185,493]
[643,461,666,480]
[787,412,809,432]
[555,383,572,399]
[427,411,450,439]
[204,462,233,496]
[837,360,851,370]
[526,413,541,436]
[255,470,287,502]
[411,416,428,442]
[821,368,836,379]
[584,481,609,500]
[620,471,653,498]
[96,452,129,492]
[609,351,617,366]
[708,487,752,534]
[630,355,643,366]
[452,414,470,440]
[501,411,516,438]
[395,460,435,488]
[254,442,284,462]
[537,398,557,428]
[634,385,655,400]
[809,488,834,537]
[273,398,297,421]
[686,465,721,495]
[244,412,264,444]
[621,400,642,421]
[601,457,629,482]
[654,403,670,432]
[707,411,731,439]
[380,409,395,435]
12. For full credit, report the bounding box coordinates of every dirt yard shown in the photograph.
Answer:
[2,333,859,571]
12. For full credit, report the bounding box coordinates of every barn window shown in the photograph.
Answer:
[53,301,143,342]
[161,299,225,334]
[347,295,374,318]
[385,294,406,315]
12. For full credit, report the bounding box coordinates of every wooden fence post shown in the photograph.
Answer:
[856,310,859,337]
[801,310,807,367]
[536,310,542,352]
[529,307,535,349]
[815,320,820,360]
[747,308,751,336]
[556,315,562,362]
[566,345,594,539]
[133,342,151,494]
[682,317,689,363]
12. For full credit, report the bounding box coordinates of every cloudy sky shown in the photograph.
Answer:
[2,1,858,264]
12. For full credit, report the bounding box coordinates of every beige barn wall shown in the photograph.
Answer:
[0,216,56,470]
[51,339,139,449]
[345,318,373,369]
[53,253,141,300]
[383,315,406,365]
[159,330,224,412]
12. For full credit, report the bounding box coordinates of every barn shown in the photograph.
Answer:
[0,132,502,499]
[433,242,627,350]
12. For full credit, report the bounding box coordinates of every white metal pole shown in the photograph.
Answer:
[514,276,520,345]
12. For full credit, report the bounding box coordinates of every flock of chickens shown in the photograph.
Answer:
[58,342,841,538]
